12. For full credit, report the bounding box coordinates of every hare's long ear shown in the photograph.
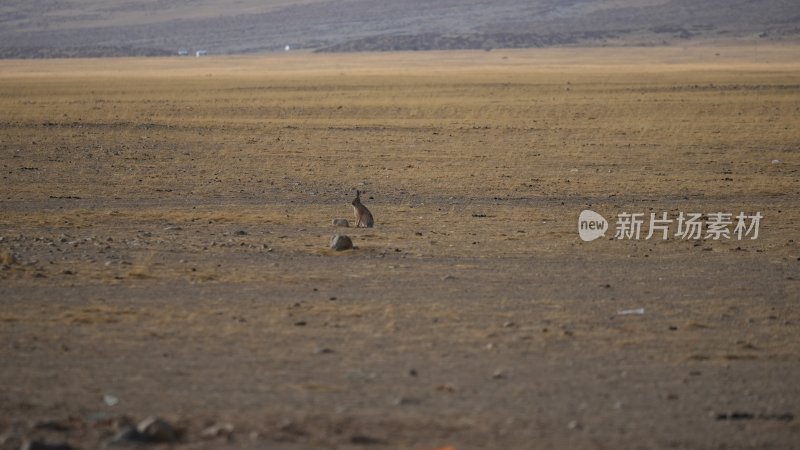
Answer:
[355,190,361,199]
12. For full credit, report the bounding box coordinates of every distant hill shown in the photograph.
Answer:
[1,0,798,58]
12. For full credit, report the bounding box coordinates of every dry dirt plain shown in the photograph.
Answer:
[1,46,799,449]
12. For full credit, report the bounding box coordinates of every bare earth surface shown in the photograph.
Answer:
[1,47,799,449]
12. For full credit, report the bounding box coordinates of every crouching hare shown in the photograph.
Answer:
[351,190,374,228]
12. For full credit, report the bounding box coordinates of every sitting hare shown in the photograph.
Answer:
[351,190,374,228]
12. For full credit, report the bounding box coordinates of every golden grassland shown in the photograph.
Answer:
[2,46,799,278]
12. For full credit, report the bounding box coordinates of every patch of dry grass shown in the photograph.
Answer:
[3,48,798,203]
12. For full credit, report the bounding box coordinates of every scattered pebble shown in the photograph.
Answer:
[200,423,234,440]
[567,420,582,430]
[103,394,119,406]
[617,308,645,315]
[329,234,353,251]
[332,218,350,227]
[137,416,180,443]
[393,396,420,406]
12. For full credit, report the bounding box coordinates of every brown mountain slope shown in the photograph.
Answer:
[1,0,798,57]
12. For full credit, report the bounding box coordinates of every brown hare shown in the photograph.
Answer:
[351,190,374,228]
